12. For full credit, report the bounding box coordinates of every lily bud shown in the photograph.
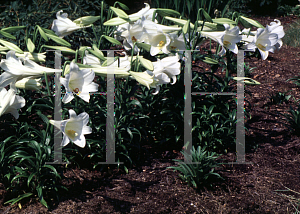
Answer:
[15,78,42,90]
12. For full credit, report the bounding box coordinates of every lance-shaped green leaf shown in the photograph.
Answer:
[1,26,26,33]
[0,30,16,39]
[239,16,264,28]
[87,48,106,61]
[43,45,76,54]
[137,56,153,71]
[73,16,101,26]
[37,25,48,41]
[233,77,261,85]
[46,33,71,47]
[0,45,9,51]
[110,6,129,19]
[129,71,153,89]
[26,38,35,52]
[103,16,139,26]
[155,9,180,17]
[92,44,105,58]
[212,18,236,25]
[203,57,218,64]
[115,1,129,10]
[200,8,213,23]
[0,39,23,54]
[165,17,194,29]
[41,27,56,36]
[103,35,122,45]
[197,21,225,31]
[183,19,190,34]
[136,42,151,52]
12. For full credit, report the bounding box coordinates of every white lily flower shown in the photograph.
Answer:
[244,26,278,60]
[51,10,90,38]
[0,88,25,119]
[83,52,101,66]
[14,77,42,91]
[60,61,98,103]
[152,54,181,84]
[147,70,170,95]
[268,19,284,50]
[0,51,60,88]
[149,30,171,56]
[168,33,187,53]
[49,109,92,148]
[201,24,242,55]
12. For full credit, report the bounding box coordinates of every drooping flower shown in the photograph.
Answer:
[201,24,242,55]
[0,51,60,88]
[0,88,25,119]
[147,54,181,94]
[268,19,284,50]
[244,26,278,60]
[51,11,99,38]
[49,109,92,148]
[129,71,154,89]
[60,61,98,103]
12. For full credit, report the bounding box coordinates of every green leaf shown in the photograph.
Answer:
[37,25,48,41]
[165,17,194,29]
[115,1,129,10]
[138,56,153,71]
[212,18,236,25]
[4,193,33,205]
[0,30,16,39]
[46,33,71,47]
[183,19,190,34]
[239,16,264,28]
[42,45,76,54]
[201,9,213,23]
[41,27,56,36]
[103,35,122,45]
[203,57,218,65]
[87,48,106,61]
[110,6,129,19]
[26,38,35,52]
[155,8,180,17]
[1,26,25,33]
[0,39,23,53]
[136,42,151,52]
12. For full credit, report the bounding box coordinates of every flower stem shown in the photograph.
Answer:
[44,72,51,96]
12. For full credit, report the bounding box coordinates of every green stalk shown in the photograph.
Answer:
[91,24,98,45]
[97,35,104,49]
[44,73,51,96]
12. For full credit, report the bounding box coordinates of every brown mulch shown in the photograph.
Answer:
[1,15,300,214]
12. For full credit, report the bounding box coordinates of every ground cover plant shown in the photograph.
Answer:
[0,0,299,213]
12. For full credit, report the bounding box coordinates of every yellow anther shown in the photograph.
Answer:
[257,43,267,51]
[170,46,177,50]
[223,41,231,46]
[66,129,78,140]
[132,36,137,42]
[158,40,165,47]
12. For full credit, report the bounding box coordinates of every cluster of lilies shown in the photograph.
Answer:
[0,3,284,148]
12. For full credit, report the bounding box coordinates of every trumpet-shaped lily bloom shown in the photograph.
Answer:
[268,19,284,50]
[0,88,25,119]
[149,31,171,56]
[0,51,60,88]
[147,54,181,94]
[129,71,154,89]
[201,24,242,55]
[244,26,278,60]
[51,10,95,38]
[49,109,92,148]
[60,61,98,103]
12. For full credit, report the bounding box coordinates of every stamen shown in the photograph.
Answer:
[66,129,78,140]
[158,41,165,47]
[223,41,231,47]
[132,36,137,42]
[257,43,267,51]
[170,46,177,50]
